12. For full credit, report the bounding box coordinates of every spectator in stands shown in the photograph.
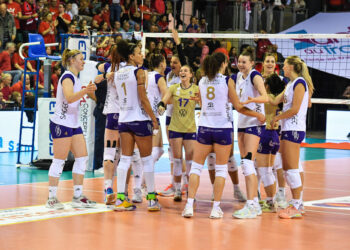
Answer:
[6,0,22,42]
[21,0,38,42]
[49,0,59,19]
[92,8,103,30]
[186,16,200,33]
[96,36,111,59]
[121,0,133,25]
[10,73,31,97]
[263,0,274,33]
[156,40,164,54]
[148,14,159,32]
[163,39,174,64]
[139,0,153,29]
[79,0,91,16]
[199,17,207,33]
[255,30,273,61]
[66,2,76,20]
[0,3,16,50]
[120,20,132,40]
[199,39,209,65]
[158,14,169,32]
[131,0,142,24]
[110,0,122,24]
[147,40,156,55]
[207,39,221,54]
[101,3,111,28]
[134,22,141,32]
[10,91,21,109]
[56,3,71,37]
[113,21,122,32]
[67,23,77,34]
[214,41,229,59]
[39,12,57,50]
[328,0,345,11]
[78,19,89,34]
[91,0,102,16]
[0,42,22,84]
[51,63,61,97]
[12,44,36,73]
[243,0,252,31]
[273,0,286,33]
[0,73,12,100]
[228,46,239,73]
[99,21,111,33]
[0,91,5,109]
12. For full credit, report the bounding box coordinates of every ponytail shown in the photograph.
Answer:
[301,62,314,97]
[61,48,81,68]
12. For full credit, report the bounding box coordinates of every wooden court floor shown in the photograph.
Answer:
[0,148,350,250]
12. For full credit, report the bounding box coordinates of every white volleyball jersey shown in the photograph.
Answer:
[50,71,81,128]
[147,71,163,118]
[281,77,309,132]
[198,74,232,128]
[115,65,150,122]
[165,72,180,117]
[103,62,126,115]
[236,69,265,128]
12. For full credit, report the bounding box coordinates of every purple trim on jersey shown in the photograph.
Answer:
[231,74,237,82]
[134,67,143,78]
[282,77,289,85]
[197,126,232,145]
[257,129,280,155]
[250,71,262,85]
[237,126,265,137]
[166,116,171,126]
[104,63,111,72]
[155,73,163,85]
[105,113,119,130]
[225,76,229,85]
[169,130,196,140]
[156,118,160,126]
[164,67,171,76]
[281,131,305,144]
[231,122,234,133]
[61,74,75,85]
[118,120,153,137]
[49,121,83,139]
[293,78,307,92]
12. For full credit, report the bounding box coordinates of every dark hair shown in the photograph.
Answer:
[202,52,227,81]
[240,46,255,62]
[265,73,285,96]
[149,53,165,70]
[116,40,137,62]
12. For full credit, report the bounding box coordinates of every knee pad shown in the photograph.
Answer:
[132,148,141,163]
[257,167,275,187]
[104,147,116,162]
[273,152,282,171]
[152,147,164,163]
[228,156,238,172]
[284,169,302,189]
[72,156,88,175]
[173,158,182,176]
[215,164,228,178]
[298,162,304,173]
[115,147,121,163]
[118,155,132,171]
[168,147,174,163]
[185,160,192,176]
[189,161,203,177]
[207,153,216,171]
[241,159,257,177]
[48,158,65,178]
[142,155,154,173]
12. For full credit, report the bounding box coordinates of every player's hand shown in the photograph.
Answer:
[157,101,166,116]
[257,113,266,124]
[86,81,97,94]
[106,72,114,81]
[241,96,254,105]
[152,119,159,134]
[189,92,200,102]
[172,29,180,45]
[94,74,104,84]
[270,116,278,127]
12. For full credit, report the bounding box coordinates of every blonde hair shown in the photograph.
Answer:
[0,73,11,83]
[286,56,314,96]
[61,49,82,68]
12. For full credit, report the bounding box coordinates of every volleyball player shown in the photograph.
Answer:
[131,53,168,203]
[94,46,124,205]
[158,65,198,201]
[232,46,268,219]
[113,40,160,211]
[182,52,265,218]
[46,49,97,209]
[270,56,314,219]
[158,30,188,197]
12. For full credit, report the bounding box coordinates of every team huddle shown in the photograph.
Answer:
[45,31,314,220]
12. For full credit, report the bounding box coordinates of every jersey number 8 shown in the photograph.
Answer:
[206,86,215,100]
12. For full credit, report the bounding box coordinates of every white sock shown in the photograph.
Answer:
[144,172,155,193]
[104,179,112,190]
[186,198,194,207]
[266,197,273,202]
[174,182,181,191]
[48,186,57,199]
[74,185,83,198]
[182,172,188,185]
[247,200,254,206]
[278,187,285,195]
[253,197,259,204]
[117,156,132,194]
[291,199,302,209]
[300,190,304,201]
[234,184,240,191]
[213,201,220,209]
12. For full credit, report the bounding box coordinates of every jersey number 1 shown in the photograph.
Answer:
[121,82,127,95]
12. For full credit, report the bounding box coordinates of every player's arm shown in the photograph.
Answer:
[158,76,167,98]
[228,78,265,123]
[62,79,96,103]
[137,68,159,129]
[241,74,269,105]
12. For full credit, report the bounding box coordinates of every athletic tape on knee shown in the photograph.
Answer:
[189,161,203,177]
[118,155,132,171]
[48,158,65,178]
[241,159,257,177]
[142,155,154,173]
[173,158,182,176]
[284,169,302,189]
[168,147,174,163]
[273,152,282,171]
[207,153,216,171]
[298,162,304,173]
[104,147,116,162]
[185,160,192,176]
[215,164,228,178]
[72,156,88,175]
[228,156,238,172]
[257,167,275,187]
